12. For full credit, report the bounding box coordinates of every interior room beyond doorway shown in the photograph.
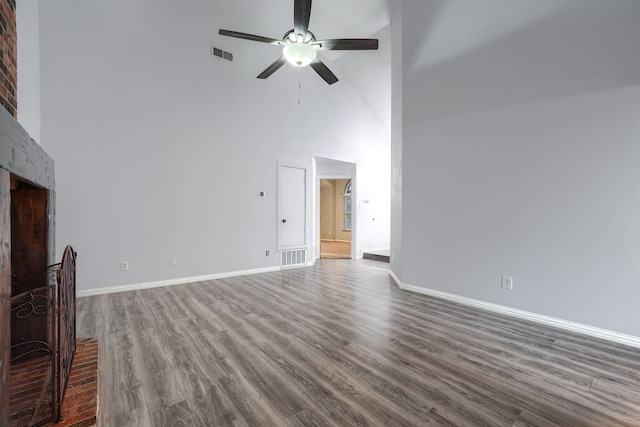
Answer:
[320,179,352,259]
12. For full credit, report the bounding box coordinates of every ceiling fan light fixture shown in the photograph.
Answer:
[283,42,317,67]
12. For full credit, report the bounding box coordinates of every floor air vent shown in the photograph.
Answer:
[281,249,307,268]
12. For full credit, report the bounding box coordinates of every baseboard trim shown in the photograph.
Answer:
[389,270,640,349]
[362,247,390,253]
[77,266,282,297]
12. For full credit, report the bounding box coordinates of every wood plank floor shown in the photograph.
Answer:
[76,259,640,426]
[320,240,351,259]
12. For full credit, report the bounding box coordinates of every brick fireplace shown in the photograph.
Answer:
[0,88,95,427]
[1,106,57,425]
[0,0,18,118]
[1,4,95,425]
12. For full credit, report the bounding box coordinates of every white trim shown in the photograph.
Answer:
[389,270,640,349]
[389,269,402,287]
[362,247,390,253]
[77,266,281,297]
[317,174,353,180]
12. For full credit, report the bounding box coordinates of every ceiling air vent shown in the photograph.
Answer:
[212,46,233,62]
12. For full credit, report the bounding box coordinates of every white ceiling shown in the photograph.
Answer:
[210,0,390,42]
[210,0,393,130]
[211,0,640,123]
[403,0,640,119]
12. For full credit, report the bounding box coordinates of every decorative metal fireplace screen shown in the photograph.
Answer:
[9,246,77,427]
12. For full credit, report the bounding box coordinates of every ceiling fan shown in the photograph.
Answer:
[218,0,379,85]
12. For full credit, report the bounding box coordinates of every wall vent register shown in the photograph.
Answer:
[281,249,307,268]
[212,46,233,61]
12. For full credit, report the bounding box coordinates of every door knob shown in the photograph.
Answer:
[282,219,287,223]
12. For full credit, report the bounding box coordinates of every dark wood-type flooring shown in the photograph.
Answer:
[77,259,640,426]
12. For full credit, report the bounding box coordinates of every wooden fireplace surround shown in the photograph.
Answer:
[0,106,56,426]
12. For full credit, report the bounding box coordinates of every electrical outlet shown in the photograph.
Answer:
[265,250,270,256]
[121,261,129,271]
[169,257,177,267]
[501,275,513,290]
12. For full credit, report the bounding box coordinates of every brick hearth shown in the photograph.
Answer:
[46,338,99,427]
[9,338,99,427]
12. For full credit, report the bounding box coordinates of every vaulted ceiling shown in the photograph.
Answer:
[208,0,393,130]
[402,0,640,119]
[209,0,640,124]
[210,0,391,44]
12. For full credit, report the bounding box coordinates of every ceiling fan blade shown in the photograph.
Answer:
[219,29,283,46]
[294,0,312,38]
[257,56,287,79]
[310,58,338,85]
[312,39,379,51]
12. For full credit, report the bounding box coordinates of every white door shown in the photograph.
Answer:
[279,165,307,249]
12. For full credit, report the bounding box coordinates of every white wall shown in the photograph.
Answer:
[393,0,640,336]
[402,86,640,336]
[337,25,392,133]
[16,0,41,143]
[38,0,390,290]
[389,0,403,272]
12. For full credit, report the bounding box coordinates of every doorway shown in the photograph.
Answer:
[319,179,352,259]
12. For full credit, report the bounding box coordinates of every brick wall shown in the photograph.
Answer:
[0,0,17,117]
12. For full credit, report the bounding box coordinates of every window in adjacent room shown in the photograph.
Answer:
[343,180,352,231]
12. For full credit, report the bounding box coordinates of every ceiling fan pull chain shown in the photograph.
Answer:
[298,79,302,105]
